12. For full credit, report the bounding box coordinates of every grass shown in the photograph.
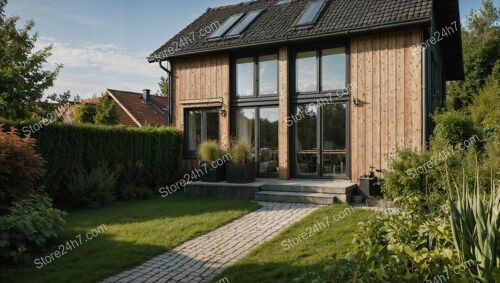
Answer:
[212,205,372,283]
[1,194,260,283]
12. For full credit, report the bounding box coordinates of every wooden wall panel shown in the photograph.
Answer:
[350,28,422,181]
[278,47,290,179]
[173,54,230,173]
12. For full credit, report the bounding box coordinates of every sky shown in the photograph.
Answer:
[4,0,489,99]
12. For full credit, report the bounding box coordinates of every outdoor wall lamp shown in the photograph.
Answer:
[352,98,361,107]
[219,105,228,117]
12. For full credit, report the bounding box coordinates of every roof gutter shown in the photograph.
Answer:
[149,18,431,62]
[159,61,173,126]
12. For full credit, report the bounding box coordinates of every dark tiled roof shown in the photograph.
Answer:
[107,89,169,127]
[149,0,432,61]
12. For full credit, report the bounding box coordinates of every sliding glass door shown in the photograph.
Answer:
[294,103,347,178]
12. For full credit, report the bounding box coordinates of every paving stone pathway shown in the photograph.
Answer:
[102,202,320,283]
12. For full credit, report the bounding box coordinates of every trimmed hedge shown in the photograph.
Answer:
[1,121,181,203]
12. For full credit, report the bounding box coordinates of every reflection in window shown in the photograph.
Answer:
[295,105,318,175]
[322,104,346,150]
[259,107,279,174]
[235,108,255,148]
[186,109,219,153]
[296,51,317,93]
[321,48,346,90]
[236,57,254,97]
[259,55,278,95]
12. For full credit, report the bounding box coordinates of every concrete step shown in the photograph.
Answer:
[255,191,346,205]
[260,183,356,194]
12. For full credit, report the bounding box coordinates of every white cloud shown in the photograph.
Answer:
[36,37,163,99]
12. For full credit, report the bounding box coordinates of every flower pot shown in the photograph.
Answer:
[225,162,256,183]
[352,195,363,204]
[359,176,382,198]
[199,161,226,182]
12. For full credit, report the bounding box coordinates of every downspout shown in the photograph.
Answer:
[159,60,173,126]
[421,37,427,151]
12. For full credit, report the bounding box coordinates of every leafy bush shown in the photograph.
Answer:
[66,165,116,209]
[94,95,119,125]
[0,122,181,205]
[304,208,471,283]
[72,103,96,124]
[228,140,252,164]
[115,185,153,201]
[0,126,45,211]
[0,192,66,264]
[448,168,500,282]
[431,109,477,151]
[198,140,225,161]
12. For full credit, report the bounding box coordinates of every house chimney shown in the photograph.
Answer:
[142,89,151,103]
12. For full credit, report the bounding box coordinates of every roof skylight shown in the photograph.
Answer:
[209,13,245,38]
[227,10,264,36]
[295,0,327,26]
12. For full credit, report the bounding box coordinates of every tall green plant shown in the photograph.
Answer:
[228,140,252,164]
[448,167,500,282]
[198,140,224,161]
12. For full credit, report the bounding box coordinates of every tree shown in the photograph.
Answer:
[72,104,97,124]
[447,0,500,108]
[157,76,169,97]
[0,0,62,120]
[94,95,119,125]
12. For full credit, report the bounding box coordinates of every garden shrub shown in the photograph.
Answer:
[0,126,45,211]
[66,165,117,209]
[0,192,65,264]
[115,185,153,201]
[431,109,477,151]
[0,122,181,204]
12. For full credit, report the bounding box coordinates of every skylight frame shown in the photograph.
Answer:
[295,0,328,27]
[227,9,264,37]
[209,13,246,39]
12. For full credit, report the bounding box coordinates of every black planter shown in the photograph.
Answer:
[359,176,382,198]
[226,162,256,184]
[199,161,226,182]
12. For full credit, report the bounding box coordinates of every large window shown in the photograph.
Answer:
[236,54,278,97]
[185,108,219,156]
[296,47,346,94]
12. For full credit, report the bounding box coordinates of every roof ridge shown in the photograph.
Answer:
[208,0,274,11]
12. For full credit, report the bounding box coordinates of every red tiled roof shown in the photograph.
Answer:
[106,89,169,127]
[80,97,101,104]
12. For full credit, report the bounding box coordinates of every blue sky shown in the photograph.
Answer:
[4,0,489,99]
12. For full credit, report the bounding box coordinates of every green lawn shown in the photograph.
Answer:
[1,194,260,283]
[212,205,372,283]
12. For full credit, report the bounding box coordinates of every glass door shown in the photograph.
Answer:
[294,103,347,178]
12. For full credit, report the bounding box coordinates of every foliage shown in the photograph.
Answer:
[94,95,119,125]
[306,208,471,283]
[0,126,45,211]
[114,185,153,201]
[431,110,477,150]
[0,192,66,264]
[448,168,500,282]
[0,122,181,205]
[158,76,169,97]
[198,140,225,161]
[67,165,116,209]
[228,140,252,164]
[0,1,62,120]
[447,0,500,108]
[72,103,97,124]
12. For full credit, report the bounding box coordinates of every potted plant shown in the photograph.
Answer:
[197,140,226,182]
[351,189,364,204]
[359,166,382,198]
[226,140,256,183]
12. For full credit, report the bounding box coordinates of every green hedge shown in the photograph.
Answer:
[1,121,181,202]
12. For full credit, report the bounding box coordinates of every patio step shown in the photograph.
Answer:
[260,182,356,194]
[255,191,338,205]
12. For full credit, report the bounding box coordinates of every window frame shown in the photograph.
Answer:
[232,51,280,102]
[293,44,349,99]
[183,107,220,159]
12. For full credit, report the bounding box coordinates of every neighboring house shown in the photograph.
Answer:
[105,89,169,127]
[148,0,463,181]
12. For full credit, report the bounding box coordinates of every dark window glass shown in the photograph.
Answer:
[295,104,318,175]
[235,108,256,149]
[259,107,279,174]
[236,57,254,97]
[258,55,278,95]
[227,10,263,36]
[296,51,317,92]
[296,0,327,26]
[186,109,219,153]
[209,13,245,38]
[321,48,346,90]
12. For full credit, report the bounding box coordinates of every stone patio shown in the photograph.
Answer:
[101,202,320,283]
